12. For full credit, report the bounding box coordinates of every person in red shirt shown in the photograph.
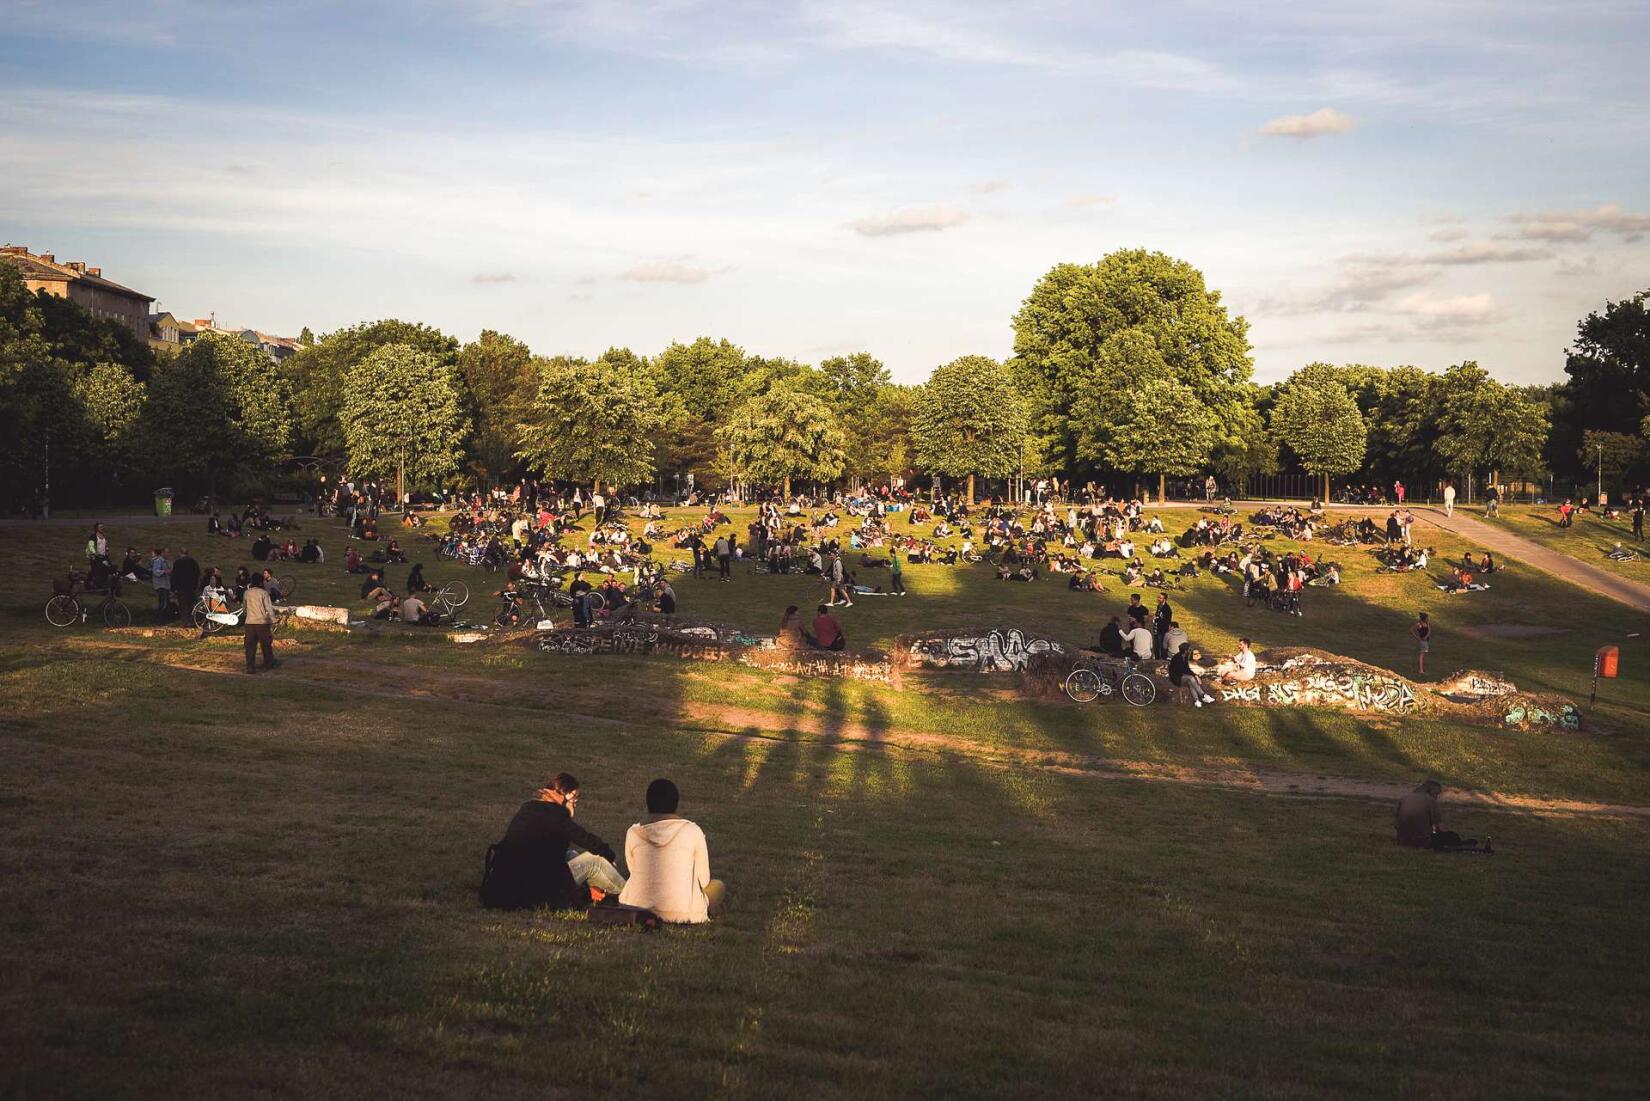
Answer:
[807,604,846,651]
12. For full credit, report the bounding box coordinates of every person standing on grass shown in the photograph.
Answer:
[889,551,905,595]
[1394,480,1405,505]
[1152,592,1173,658]
[1633,501,1644,542]
[1442,480,1456,518]
[1411,612,1431,676]
[172,548,200,610]
[243,575,278,674]
[713,534,731,581]
[150,547,172,622]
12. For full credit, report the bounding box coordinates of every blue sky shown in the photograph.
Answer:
[4,0,1648,383]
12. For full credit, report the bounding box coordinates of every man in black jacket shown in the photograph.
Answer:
[481,773,625,910]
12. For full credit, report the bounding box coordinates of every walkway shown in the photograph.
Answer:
[1414,506,1650,615]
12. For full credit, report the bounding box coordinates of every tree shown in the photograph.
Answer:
[75,362,147,499]
[516,350,662,489]
[1434,362,1550,488]
[817,353,908,487]
[141,331,293,499]
[298,326,315,347]
[911,355,1027,504]
[1579,430,1644,496]
[1560,291,1650,444]
[1070,330,1219,502]
[719,387,845,498]
[1012,249,1252,476]
[457,330,537,485]
[1270,364,1367,503]
[1208,395,1278,489]
[280,319,458,458]
[340,344,470,502]
[652,337,749,478]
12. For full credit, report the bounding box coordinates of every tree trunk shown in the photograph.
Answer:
[782,474,791,499]
[1322,472,1330,505]
[1158,473,1165,504]
[966,473,976,505]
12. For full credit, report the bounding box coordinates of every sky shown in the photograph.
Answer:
[3,0,1648,384]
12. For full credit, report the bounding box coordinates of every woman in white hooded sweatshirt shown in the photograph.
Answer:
[619,779,726,923]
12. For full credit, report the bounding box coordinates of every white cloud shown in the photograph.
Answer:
[1426,242,1553,265]
[620,262,713,284]
[1394,292,1495,320]
[1508,203,1650,240]
[472,272,515,284]
[1427,227,1470,242]
[1065,193,1117,208]
[848,206,968,237]
[1256,107,1356,139]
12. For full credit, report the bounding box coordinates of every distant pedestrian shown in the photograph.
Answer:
[1633,501,1645,542]
[1393,480,1405,505]
[1411,612,1431,676]
[150,547,172,622]
[889,552,905,595]
[1442,481,1456,518]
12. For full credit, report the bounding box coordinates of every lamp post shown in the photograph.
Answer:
[1598,442,1604,504]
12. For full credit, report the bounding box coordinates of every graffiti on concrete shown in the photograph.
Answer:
[908,629,1065,672]
[1436,670,1520,702]
[534,623,889,681]
[1220,670,1417,713]
[1504,701,1582,730]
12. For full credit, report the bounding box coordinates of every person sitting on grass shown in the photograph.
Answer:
[777,605,806,650]
[300,538,324,563]
[480,773,626,910]
[402,591,439,625]
[1169,643,1217,707]
[806,603,845,651]
[385,538,407,564]
[1097,615,1125,656]
[1395,780,1492,853]
[617,778,727,924]
[1217,638,1258,683]
[405,563,430,593]
[1121,617,1154,663]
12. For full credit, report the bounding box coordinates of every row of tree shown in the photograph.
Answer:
[3,253,1648,512]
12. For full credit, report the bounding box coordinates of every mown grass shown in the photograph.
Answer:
[3,650,1648,1099]
[1494,504,1650,583]
[4,504,1649,1097]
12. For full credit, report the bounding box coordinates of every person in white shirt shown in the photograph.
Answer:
[1218,638,1258,683]
[1121,621,1154,662]
[618,779,726,924]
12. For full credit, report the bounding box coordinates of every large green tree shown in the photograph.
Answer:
[1433,362,1550,488]
[652,337,749,478]
[1270,364,1368,503]
[457,330,536,485]
[1012,248,1252,475]
[141,331,293,499]
[75,361,147,499]
[911,355,1027,503]
[719,386,845,498]
[516,350,663,489]
[340,344,470,500]
[280,319,459,459]
[1070,330,1220,502]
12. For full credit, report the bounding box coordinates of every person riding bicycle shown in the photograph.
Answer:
[495,580,524,627]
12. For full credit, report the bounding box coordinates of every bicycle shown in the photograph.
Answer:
[45,573,132,628]
[495,586,558,628]
[1063,655,1157,706]
[429,580,470,616]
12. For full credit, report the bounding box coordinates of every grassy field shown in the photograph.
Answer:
[3,502,1649,1098]
[1494,504,1650,583]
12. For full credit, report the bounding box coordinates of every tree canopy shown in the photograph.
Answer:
[280,319,459,458]
[143,331,294,497]
[719,386,846,497]
[912,355,1027,502]
[516,350,663,488]
[457,330,536,485]
[340,343,471,493]
[1269,364,1367,501]
[1433,362,1550,484]
[1012,249,1252,475]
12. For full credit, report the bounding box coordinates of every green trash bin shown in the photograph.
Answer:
[154,488,174,517]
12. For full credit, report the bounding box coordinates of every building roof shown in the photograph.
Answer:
[1,246,155,303]
[148,312,199,334]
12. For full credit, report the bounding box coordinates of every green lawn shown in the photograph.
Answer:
[1495,504,1650,583]
[3,504,1649,1097]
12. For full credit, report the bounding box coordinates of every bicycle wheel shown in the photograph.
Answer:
[587,591,606,612]
[277,576,297,601]
[1064,667,1102,703]
[102,598,131,629]
[45,594,81,628]
[1121,672,1156,707]
[191,599,211,630]
[439,580,469,608]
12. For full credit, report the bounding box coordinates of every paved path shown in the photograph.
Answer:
[1414,506,1650,614]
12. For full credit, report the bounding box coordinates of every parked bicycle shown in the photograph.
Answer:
[1063,654,1157,706]
[46,572,132,629]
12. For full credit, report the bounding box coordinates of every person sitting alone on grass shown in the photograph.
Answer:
[806,604,845,651]
[1217,638,1258,683]
[480,773,627,910]
[1395,780,1492,853]
[617,778,727,924]
[1169,643,1217,707]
